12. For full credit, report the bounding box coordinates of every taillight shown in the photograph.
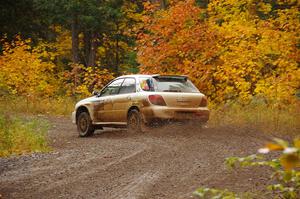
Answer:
[148,95,167,106]
[199,96,208,107]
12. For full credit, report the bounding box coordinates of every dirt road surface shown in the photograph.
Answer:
[1,116,274,199]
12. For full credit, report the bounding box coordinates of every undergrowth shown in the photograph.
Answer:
[0,96,76,116]
[0,96,75,157]
[209,101,300,135]
[1,96,299,135]
[0,112,50,157]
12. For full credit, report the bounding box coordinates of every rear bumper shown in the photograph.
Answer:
[141,106,209,123]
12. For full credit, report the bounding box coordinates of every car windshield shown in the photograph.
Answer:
[139,76,199,93]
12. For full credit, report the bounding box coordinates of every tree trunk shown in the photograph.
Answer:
[150,0,167,9]
[160,0,167,9]
[115,22,120,75]
[71,14,79,63]
[115,37,119,74]
[83,31,91,66]
[87,32,97,67]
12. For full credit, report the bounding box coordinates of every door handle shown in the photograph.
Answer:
[127,96,131,100]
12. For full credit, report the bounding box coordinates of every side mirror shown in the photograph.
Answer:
[92,91,99,96]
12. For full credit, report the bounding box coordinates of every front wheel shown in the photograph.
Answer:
[77,112,95,137]
[127,109,143,133]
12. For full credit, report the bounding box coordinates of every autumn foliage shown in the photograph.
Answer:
[138,1,219,95]
[138,0,300,105]
[0,36,56,98]
[64,64,114,97]
[0,0,299,107]
[0,35,114,99]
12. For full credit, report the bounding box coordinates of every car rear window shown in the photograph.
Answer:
[139,76,199,93]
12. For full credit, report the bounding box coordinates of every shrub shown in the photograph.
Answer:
[63,63,114,98]
[0,113,50,157]
[0,96,77,116]
[0,35,57,98]
[209,101,300,135]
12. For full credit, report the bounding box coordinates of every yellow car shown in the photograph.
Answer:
[72,74,209,136]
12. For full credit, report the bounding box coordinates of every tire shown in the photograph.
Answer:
[77,112,95,137]
[127,109,143,133]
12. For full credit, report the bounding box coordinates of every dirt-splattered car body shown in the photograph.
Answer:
[72,74,209,136]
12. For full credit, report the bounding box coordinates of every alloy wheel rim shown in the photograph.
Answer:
[79,117,88,132]
[129,114,138,130]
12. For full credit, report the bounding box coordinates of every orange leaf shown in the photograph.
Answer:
[266,143,284,151]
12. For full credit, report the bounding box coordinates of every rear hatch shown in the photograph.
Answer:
[152,76,205,108]
[157,92,204,108]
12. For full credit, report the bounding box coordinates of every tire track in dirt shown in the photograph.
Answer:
[110,171,160,199]
[36,146,148,194]
[35,129,199,198]
[0,117,272,199]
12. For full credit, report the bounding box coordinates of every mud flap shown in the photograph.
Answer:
[140,113,151,133]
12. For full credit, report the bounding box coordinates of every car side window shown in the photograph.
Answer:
[119,78,136,94]
[139,77,155,91]
[100,78,124,97]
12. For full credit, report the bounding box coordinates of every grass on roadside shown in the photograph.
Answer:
[0,112,50,157]
[0,96,78,157]
[0,96,77,116]
[209,101,300,135]
[1,96,299,135]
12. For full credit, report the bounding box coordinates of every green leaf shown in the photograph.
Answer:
[273,138,289,148]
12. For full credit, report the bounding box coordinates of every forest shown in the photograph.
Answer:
[0,0,298,104]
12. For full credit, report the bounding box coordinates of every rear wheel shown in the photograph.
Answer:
[77,112,95,137]
[127,109,143,133]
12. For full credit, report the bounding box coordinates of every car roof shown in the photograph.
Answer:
[117,74,153,78]
[117,74,188,79]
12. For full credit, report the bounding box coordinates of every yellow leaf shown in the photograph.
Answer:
[280,154,300,170]
[294,139,300,148]
[266,143,284,151]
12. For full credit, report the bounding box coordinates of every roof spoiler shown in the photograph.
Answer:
[152,74,188,81]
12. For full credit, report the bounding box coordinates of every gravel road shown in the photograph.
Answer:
[0,116,274,199]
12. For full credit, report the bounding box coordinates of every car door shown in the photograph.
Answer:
[94,78,124,122]
[110,78,136,122]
